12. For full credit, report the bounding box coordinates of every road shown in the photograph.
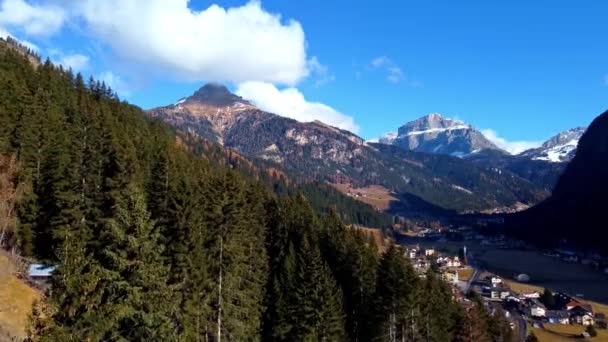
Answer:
[513,314,527,342]
[463,268,480,294]
[463,251,482,294]
[465,254,527,341]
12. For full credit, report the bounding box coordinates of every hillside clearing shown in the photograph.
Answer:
[533,323,608,342]
[0,253,41,340]
[331,184,397,211]
[353,226,386,253]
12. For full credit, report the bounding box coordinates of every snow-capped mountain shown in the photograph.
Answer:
[519,127,586,163]
[375,113,503,157]
[377,132,397,144]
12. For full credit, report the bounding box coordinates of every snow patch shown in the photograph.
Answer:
[377,132,398,144]
[451,185,473,195]
[405,125,469,136]
[532,139,578,163]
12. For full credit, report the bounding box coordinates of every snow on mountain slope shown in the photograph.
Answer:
[519,127,586,163]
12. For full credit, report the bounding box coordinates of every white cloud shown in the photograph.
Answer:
[98,71,130,97]
[387,67,404,84]
[481,129,542,155]
[308,56,335,86]
[18,38,37,51]
[2,1,348,129]
[370,56,410,84]
[68,0,310,85]
[236,81,359,133]
[0,0,65,37]
[57,53,89,72]
[0,1,314,84]
[0,26,38,52]
[0,26,9,38]
[371,56,389,68]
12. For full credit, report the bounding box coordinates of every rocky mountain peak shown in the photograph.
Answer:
[541,127,586,149]
[398,113,469,135]
[180,83,251,107]
[377,113,501,157]
[519,127,587,163]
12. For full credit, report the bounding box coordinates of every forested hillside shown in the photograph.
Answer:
[0,38,510,341]
[174,132,393,228]
[149,85,549,214]
[508,109,608,254]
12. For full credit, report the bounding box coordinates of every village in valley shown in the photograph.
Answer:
[399,224,608,341]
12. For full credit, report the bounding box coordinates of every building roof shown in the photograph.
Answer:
[28,264,56,277]
[530,299,546,309]
[569,304,594,314]
[566,300,580,307]
[546,310,570,319]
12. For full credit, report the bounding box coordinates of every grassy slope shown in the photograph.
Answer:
[503,279,608,315]
[457,268,474,281]
[0,253,41,340]
[533,324,608,342]
[331,184,397,211]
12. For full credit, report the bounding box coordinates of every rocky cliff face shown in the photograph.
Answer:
[379,113,503,157]
[147,84,548,213]
[519,127,586,163]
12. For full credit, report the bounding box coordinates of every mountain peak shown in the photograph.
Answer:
[183,83,251,107]
[402,113,468,133]
[377,113,501,156]
[541,127,586,149]
[520,127,587,162]
[426,112,445,120]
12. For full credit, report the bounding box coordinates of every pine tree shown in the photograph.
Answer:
[372,244,418,342]
[40,217,101,340]
[540,288,555,309]
[416,271,460,342]
[290,238,345,341]
[321,209,378,341]
[95,184,177,341]
[203,172,268,341]
[265,241,298,341]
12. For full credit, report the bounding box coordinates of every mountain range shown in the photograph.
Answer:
[148,84,553,216]
[375,113,587,190]
[376,113,586,163]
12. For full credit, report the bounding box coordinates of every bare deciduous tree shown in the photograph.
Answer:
[0,154,22,249]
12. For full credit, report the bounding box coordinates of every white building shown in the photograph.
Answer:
[491,276,502,287]
[530,301,547,318]
[522,292,541,299]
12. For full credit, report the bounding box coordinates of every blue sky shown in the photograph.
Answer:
[1,0,607,152]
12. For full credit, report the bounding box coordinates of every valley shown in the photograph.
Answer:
[148,84,557,218]
[0,2,606,340]
[398,234,608,304]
